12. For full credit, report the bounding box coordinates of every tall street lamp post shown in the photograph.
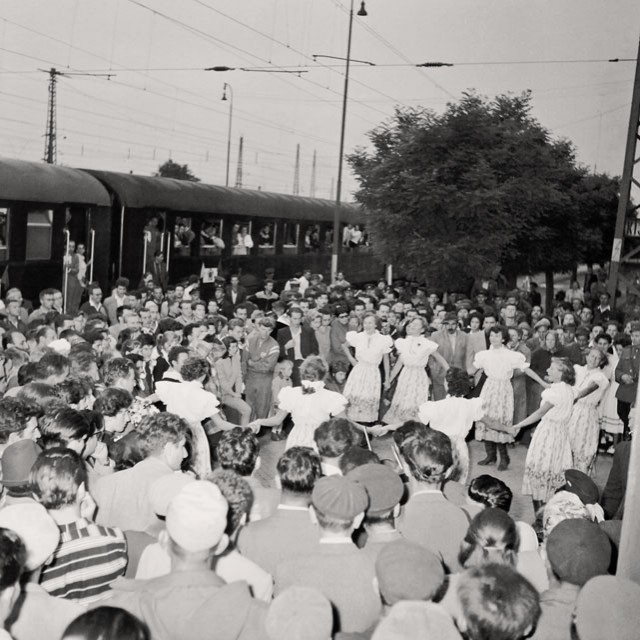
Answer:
[222,82,233,187]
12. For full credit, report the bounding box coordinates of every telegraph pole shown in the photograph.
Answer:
[235,136,244,188]
[43,68,61,164]
[293,144,300,195]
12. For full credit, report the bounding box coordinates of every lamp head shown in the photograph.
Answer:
[357,1,367,16]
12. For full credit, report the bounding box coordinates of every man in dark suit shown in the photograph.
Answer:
[151,251,168,292]
[615,321,640,438]
[277,306,318,386]
[224,274,247,308]
[430,312,471,400]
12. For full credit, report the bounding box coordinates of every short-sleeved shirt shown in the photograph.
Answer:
[346,331,393,365]
[278,384,347,423]
[419,396,484,441]
[473,346,528,380]
[395,336,438,368]
[155,379,219,425]
[540,382,574,422]
[573,366,609,405]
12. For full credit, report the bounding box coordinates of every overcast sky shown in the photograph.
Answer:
[1,1,638,200]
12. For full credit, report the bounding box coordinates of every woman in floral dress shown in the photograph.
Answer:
[474,325,547,471]
[341,313,393,423]
[383,317,449,424]
[512,357,576,512]
[568,348,609,473]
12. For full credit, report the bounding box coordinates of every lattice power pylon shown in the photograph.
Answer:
[608,38,640,304]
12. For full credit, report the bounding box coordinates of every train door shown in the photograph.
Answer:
[141,212,169,286]
[63,207,89,313]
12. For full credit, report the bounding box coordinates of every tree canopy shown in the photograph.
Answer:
[154,159,200,182]
[347,91,618,291]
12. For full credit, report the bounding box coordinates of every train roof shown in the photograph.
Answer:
[0,158,111,206]
[82,169,363,223]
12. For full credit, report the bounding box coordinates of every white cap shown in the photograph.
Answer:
[166,481,228,552]
[0,504,60,571]
[149,472,195,517]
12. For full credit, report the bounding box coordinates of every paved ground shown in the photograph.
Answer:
[255,434,613,524]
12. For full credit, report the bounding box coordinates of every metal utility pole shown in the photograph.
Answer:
[607,38,640,303]
[235,136,244,188]
[293,144,300,195]
[43,68,61,164]
[310,150,317,197]
[41,67,114,165]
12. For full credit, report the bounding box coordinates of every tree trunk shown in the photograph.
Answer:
[545,270,554,314]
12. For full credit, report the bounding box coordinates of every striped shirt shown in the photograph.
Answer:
[40,518,128,605]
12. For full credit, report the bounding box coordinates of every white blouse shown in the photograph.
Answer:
[346,331,393,365]
[419,396,484,440]
[540,382,574,423]
[395,336,438,367]
[473,346,528,381]
[573,366,609,406]
[278,384,348,425]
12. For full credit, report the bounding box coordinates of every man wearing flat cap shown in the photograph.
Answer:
[530,519,611,640]
[274,475,380,634]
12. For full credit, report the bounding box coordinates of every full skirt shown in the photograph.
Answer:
[475,378,514,444]
[599,379,623,434]
[522,417,573,502]
[568,401,600,474]
[344,362,381,423]
[383,365,430,424]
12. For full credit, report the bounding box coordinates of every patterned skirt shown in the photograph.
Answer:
[344,362,381,423]
[522,417,573,501]
[568,400,600,474]
[383,365,430,425]
[475,377,514,444]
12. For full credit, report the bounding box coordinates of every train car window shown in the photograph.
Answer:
[282,222,299,255]
[342,223,369,252]
[257,222,276,256]
[231,221,253,256]
[0,208,8,260]
[25,209,53,260]
[200,219,224,256]
[173,216,195,257]
[303,224,322,253]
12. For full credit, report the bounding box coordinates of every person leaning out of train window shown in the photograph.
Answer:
[79,283,107,320]
[104,278,130,326]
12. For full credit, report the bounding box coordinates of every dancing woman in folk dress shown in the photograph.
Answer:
[509,357,576,512]
[342,313,393,424]
[474,325,547,471]
[568,348,609,474]
[251,356,348,451]
[382,316,450,424]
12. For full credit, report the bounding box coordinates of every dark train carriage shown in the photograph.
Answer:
[0,159,112,301]
[83,170,381,291]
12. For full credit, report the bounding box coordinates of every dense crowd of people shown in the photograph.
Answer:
[0,265,636,640]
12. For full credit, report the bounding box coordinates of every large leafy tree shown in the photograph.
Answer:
[154,159,200,182]
[348,91,616,300]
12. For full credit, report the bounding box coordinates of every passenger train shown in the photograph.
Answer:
[0,158,381,302]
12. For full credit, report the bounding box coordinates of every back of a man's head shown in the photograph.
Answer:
[313,418,357,459]
[216,427,259,477]
[31,448,87,511]
[0,398,31,446]
[456,563,540,640]
[401,429,453,486]
[277,447,322,495]
[136,413,188,459]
